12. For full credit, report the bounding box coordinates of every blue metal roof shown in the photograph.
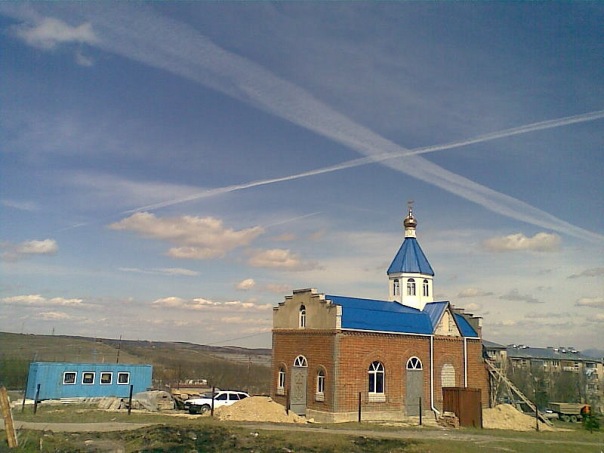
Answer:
[454,314,480,338]
[422,301,448,330]
[325,295,477,337]
[387,237,434,276]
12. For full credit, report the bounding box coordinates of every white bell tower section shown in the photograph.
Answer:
[387,202,434,310]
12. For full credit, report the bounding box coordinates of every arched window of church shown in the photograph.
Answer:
[368,361,385,394]
[441,363,455,388]
[407,278,416,296]
[423,279,429,297]
[277,366,286,395]
[406,356,422,370]
[316,368,325,401]
[299,305,306,328]
[393,279,400,296]
[294,355,308,367]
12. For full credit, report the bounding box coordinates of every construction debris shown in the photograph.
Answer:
[132,391,175,411]
[437,411,459,429]
[97,391,175,412]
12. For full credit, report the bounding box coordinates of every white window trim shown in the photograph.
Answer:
[299,305,306,328]
[293,355,308,367]
[117,372,130,385]
[82,371,95,385]
[406,357,423,370]
[368,361,385,400]
[277,367,286,395]
[407,278,416,296]
[316,369,325,401]
[100,372,113,385]
[63,371,77,385]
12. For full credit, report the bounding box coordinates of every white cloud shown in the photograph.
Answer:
[1,199,38,211]
[264,283,291,294]
[462,303,482,312]
[575,297,604,309]
[483,232,561,252]
[118,267,199,276]
[109,212,264,259]
[525,312,569,319]
[2,239,58,261]
[219,316,268,326]
[158,267,199,276]
[247,248,319,271]
[1,295,83,306]
[12,17,97,50]
[499,289,543,304]
[38,311,76,321]
[235,278,256,291]
[17,239,58,255]
[457,288,493,298]
[152,296,187,307]
[568,267,604,279]
[75,50,94,67]
[152,296,272,312]
[192,298,221,307]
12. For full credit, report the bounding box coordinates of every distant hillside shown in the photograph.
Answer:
[0,332,271,394]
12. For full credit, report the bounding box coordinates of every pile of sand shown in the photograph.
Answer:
[483,404,554,431]
[214,396,306,423]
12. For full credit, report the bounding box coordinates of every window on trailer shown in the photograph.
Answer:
[63,372,77,384]
[82,372,95,384]
[100,372,112,384]
[117,372,130,384]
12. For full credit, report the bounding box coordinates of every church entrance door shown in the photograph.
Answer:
[405,357,423,416]
[290,355,308,416]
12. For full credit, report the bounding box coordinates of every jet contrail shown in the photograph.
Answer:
[3,3,602,242]
[126,110,604,242]
[406,109,604,158]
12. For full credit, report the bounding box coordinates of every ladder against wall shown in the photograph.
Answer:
[486,360,552,426]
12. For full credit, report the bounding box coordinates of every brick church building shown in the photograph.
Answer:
[271,207,489,422]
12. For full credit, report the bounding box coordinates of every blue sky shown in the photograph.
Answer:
[1,2,602,350]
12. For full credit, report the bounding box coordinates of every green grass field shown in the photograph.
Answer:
[2,403,602,452]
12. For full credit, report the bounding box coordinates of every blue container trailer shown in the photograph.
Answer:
[25,362,152,400]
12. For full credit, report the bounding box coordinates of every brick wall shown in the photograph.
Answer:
[272,329,490,418]
[271,330,337,412]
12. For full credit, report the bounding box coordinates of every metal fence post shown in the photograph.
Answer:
[358,392,362,423]
[128,384,133,415]
[33,384,40,415]
[211,386,215,417]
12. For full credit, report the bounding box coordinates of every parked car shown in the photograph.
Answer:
[184,390,250,414]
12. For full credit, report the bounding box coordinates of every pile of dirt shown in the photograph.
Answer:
[483,404,554,431]
[214,396,306,423]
